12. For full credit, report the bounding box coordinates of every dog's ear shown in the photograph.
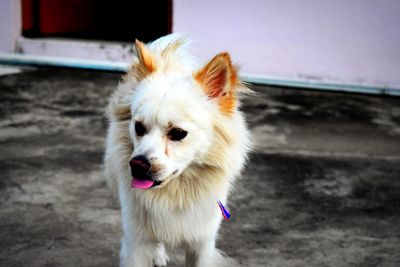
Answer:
[135,39,156,78]
[195,52,239,115]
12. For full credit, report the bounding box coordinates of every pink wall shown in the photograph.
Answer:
[0,0,21,53]
[173,0,400,89]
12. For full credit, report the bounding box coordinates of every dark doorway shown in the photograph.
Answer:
[22,0,172,43]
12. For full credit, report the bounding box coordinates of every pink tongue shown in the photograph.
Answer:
[131,179,154,189]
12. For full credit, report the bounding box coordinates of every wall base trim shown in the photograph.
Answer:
[1,52,399,96]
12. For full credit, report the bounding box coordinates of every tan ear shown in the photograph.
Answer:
[135,39,156,78]
[195,52,239,115]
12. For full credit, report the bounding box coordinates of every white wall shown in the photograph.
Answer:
[173,0,400,90]
[0,0,21,53]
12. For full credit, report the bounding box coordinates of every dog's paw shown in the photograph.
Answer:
[153,243,169,266]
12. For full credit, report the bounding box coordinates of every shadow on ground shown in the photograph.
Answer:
[0,67,399,267]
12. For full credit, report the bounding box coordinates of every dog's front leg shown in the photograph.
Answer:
[122,241,152,267]
[185,238,216,267]
[122,238,160,267]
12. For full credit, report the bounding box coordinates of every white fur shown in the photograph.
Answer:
[104,34,250,267]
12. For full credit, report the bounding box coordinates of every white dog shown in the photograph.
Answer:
[104,34,251,267]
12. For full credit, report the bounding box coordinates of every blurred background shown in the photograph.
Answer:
[1,0,400,92]
[0,1,400,267]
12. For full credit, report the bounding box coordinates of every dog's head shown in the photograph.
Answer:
[126,38,242,189]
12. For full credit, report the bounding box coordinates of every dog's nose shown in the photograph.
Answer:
[129,155,151,178]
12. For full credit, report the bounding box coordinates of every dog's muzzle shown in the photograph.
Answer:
[129,155,162,189]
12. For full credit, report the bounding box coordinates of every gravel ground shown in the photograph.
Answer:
[0,66,399,267]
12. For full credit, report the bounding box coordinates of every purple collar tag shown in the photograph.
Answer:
[217,200,231,221]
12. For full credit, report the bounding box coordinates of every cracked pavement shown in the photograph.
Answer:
[0,66,400,267]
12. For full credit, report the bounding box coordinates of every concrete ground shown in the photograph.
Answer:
[0,65,399,267]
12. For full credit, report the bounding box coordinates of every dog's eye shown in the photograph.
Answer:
[135,121,146,136]
[168,128,187,141]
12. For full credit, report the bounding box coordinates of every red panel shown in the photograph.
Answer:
[39,0,96,34]
[21,0,34,31]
